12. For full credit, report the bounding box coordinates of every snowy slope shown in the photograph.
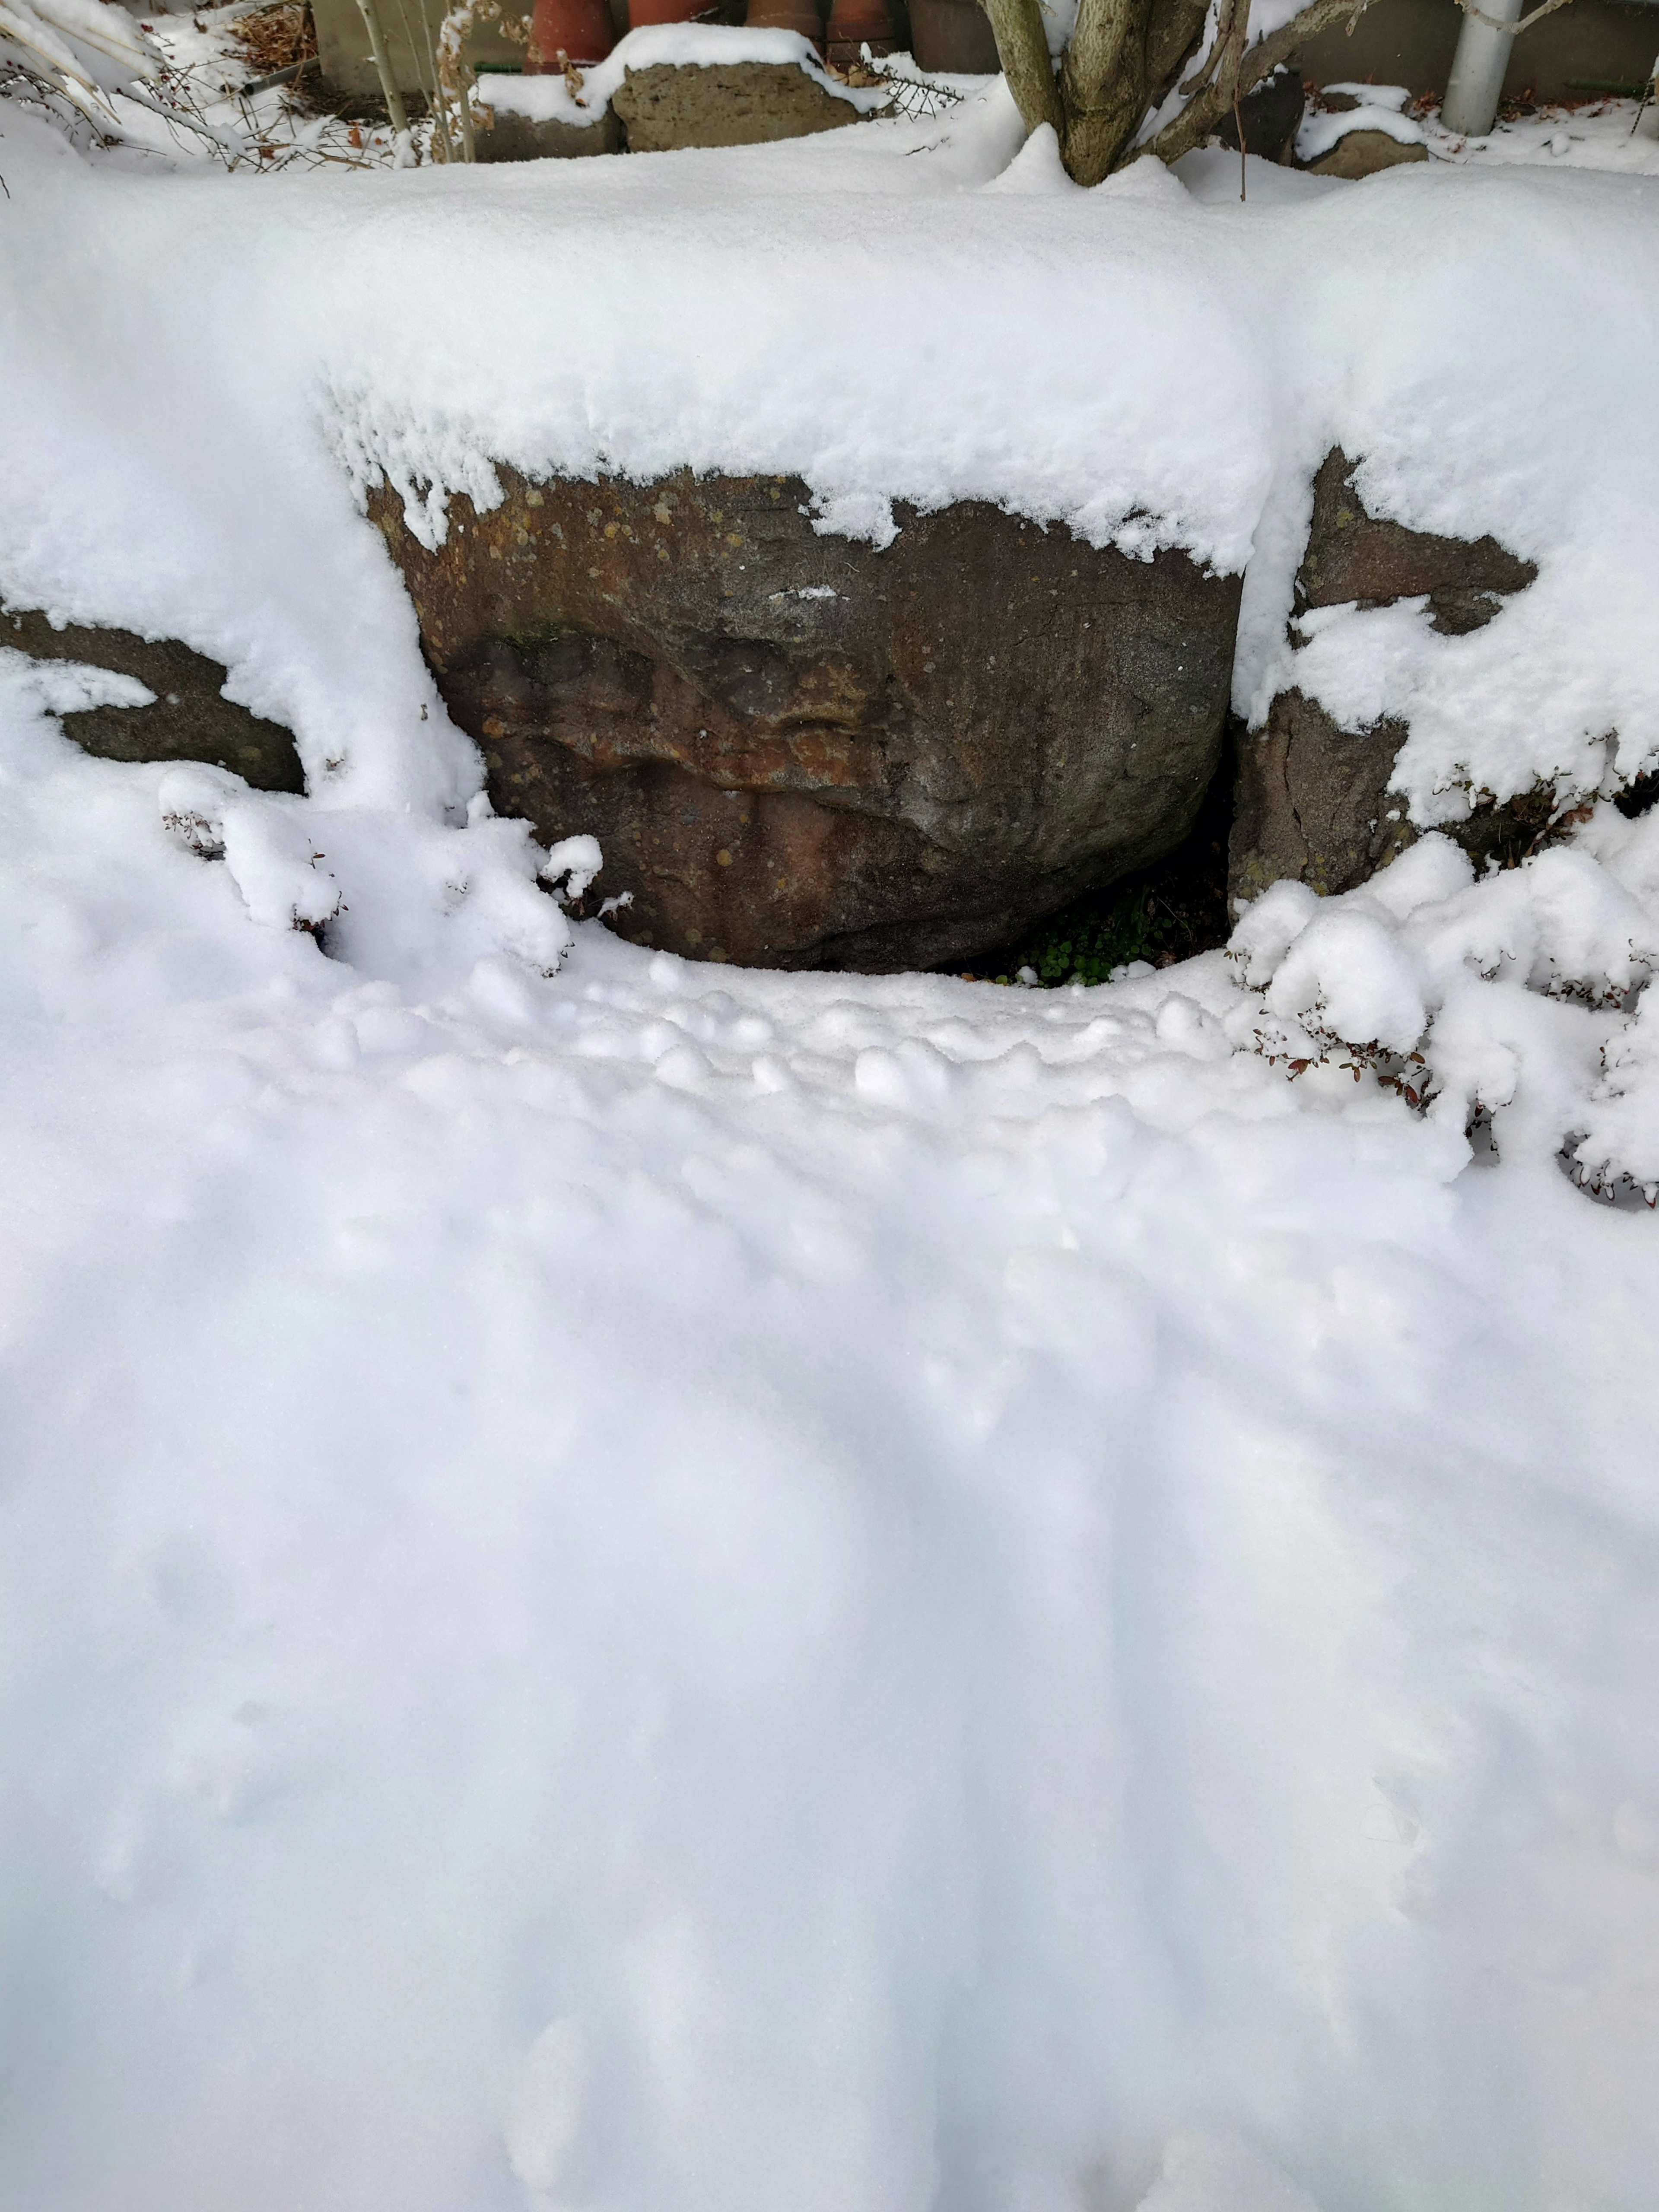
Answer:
[3,93,1659,2212]
[5,645,1659,2212]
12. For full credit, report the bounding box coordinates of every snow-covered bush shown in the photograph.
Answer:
[1230,807,1659,1195]
[0,0,156,123]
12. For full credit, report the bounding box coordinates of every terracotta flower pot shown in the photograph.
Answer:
[823,0,895,58]
[907,0,997,71]
[627,0,709,22]
[744,0,826,48]
[525,0,616,69]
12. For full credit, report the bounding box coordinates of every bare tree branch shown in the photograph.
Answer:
[1143,0,1210,106]
[1176,0,1241,103]
[1137,0,1372,167]
[1447,0,1574,36]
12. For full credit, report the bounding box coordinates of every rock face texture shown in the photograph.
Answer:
[476,105,623,162]
[1230,451,1537,907]
[1294,448,1536,633]
[1230,690,1414,904]
[3,605,304,792]
[372,470,1242,971]
[907,0,1000,73]
[610,63,862,152]
[1305,129,1429,178]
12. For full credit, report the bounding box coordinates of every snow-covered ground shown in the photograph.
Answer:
[1300,74,1659,175]
[3,58,1659,2212]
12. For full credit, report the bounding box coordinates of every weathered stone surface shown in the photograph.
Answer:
[1232,685,1564,903]
[3,604,304,792]
[1296,448,1538,628]
[1230,450,1539,906]
[372,470,1242,971]
[1229,690,1413,906]
[612,62,864,153]
[475,103,622,161]
[1306,128,1429,179]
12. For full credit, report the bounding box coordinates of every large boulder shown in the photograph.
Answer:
[1229,451,1537,907]
[372,470,1242,971]
[3,604,303,792]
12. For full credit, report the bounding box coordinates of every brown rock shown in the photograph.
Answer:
[475,103,623,160]
[1230,450,1540,907]
[1230,689,1414,905]
[1297,448,1537,631]
[1305,128,1429,178]
[3,604,303,793]
[612,61,867,152]
[372,469,1242,971]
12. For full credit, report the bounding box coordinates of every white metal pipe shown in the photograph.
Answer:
[1440,0,1524,137]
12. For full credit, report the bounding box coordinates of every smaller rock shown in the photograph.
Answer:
[1229,690,1414,906]
[1306,128,1428,178]
[1228,450,1541,909]
[613,61,868,152]
[1296,449,1538,628]
[474,104,622,160]
[2,605,303,792]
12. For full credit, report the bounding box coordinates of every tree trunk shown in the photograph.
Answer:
[980,0,1063,136]
[1143,0,1209,106]
[981,0,1382,185]
[1058,0,1157,182]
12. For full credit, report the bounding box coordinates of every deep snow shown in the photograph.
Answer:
[3,70,1659,2212]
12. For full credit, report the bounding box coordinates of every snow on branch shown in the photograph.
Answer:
[0,0,156,121]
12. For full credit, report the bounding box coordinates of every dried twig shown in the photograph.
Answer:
[1177,0,1239,102]
[354,0,410,133]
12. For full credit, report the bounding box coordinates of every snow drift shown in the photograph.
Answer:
[3,84,1659,2212]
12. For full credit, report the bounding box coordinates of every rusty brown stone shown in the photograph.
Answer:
[1230,450,1540,909]
[371,469,1242,971]
[3,604,303,793]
